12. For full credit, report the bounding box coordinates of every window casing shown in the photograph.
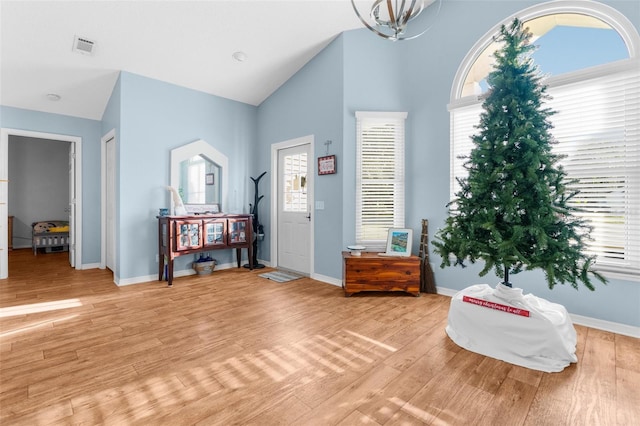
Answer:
[355,111,407,250]
[450,3,640,280]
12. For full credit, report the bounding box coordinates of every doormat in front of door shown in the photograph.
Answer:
[258,270,303,283]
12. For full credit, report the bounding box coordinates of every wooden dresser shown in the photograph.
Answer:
[342,251,420,297]
[158,214,253,286]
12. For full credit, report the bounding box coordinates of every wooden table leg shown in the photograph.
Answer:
[167,260,174,286]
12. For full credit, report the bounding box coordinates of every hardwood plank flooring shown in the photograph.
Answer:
[1,249,638,425]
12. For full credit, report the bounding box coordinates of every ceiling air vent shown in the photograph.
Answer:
[72,35,95,55]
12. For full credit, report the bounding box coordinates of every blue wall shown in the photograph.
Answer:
[341,30,412,251]
[257,0,639,327]
[402,0,640,328]
[115,72,258,279]
[257,36,345,276]
[2,71,258,282]
[1,105,103,264]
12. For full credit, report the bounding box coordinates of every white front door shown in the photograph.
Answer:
[277,143,311,274]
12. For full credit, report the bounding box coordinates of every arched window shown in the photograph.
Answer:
[449,1,640,280]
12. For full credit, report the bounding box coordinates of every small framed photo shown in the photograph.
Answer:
[385,228,413,257]
[205,173,215,185]
[318,155,337,175]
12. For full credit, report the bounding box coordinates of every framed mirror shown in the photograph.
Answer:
[171,139,228,213]
[179,154,220,204]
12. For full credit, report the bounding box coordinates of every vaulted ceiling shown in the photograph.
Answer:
[1,1,367,120]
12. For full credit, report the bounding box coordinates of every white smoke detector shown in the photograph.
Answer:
[72,35,95,55]
[232,51,247,62]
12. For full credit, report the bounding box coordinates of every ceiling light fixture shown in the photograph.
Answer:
[232,51,247,62]
[351,0,442,41]
[46,93,61,101]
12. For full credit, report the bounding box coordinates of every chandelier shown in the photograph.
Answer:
[350,0,442,41]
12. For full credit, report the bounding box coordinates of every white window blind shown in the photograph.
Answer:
[355,111,407,250]
[450,64,640,278]
[450,103,481,201]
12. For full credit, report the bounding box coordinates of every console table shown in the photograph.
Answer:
[158,214,253,286]
[342,251,420,297]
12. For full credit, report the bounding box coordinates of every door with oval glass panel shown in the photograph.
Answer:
[277,143,311,275]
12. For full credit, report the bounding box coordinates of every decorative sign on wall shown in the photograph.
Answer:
[318,139,337,175]
[318,155,336,175]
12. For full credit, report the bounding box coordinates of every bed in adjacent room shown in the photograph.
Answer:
[32,220,70,254]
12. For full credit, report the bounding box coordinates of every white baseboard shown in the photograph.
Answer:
[569,314,640,338]
[80,262,100,270]
[115,261,250,286]
[117,274,159,286]
[435,287,458,298]
[436,285,639,338]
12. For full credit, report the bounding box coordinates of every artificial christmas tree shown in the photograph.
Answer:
[434,19,608,372]
[434,18,606,291]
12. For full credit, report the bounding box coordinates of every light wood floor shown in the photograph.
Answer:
[1,249,638,425]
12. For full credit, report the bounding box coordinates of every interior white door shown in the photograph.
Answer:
[277,144,311,274]
[106,137,116,272]
[68,142,76,267]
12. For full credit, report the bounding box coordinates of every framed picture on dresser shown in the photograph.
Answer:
[384,228,413,257]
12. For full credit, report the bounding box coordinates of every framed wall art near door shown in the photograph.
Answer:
[318,155,336,175]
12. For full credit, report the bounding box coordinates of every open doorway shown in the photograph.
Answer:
[0,128,82,279]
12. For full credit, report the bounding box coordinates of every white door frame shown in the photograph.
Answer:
[0,128,83,278]
[270,135,314,275]
[100,129,116,276]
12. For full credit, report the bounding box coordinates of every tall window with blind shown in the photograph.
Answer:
[355,111,407,250]
[450,8,639,279]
